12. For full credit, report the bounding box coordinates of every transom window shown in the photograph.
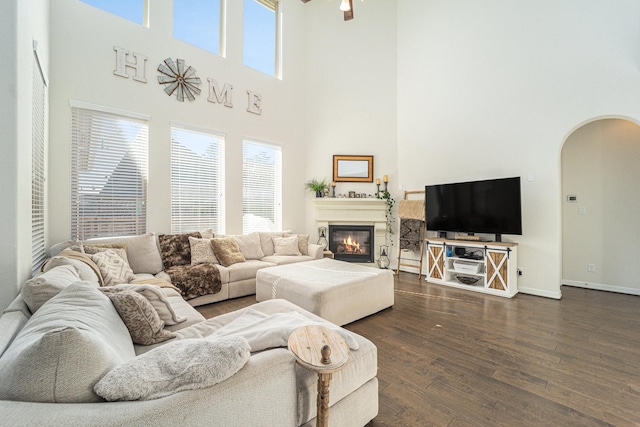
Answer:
[80,0,145,25]
[242,140,282,233]
[243,0,279,77]
[70,103,149,240]
[174,0,222,55]
[171,125,226,234]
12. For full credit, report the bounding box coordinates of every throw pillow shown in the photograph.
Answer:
[83,243,130,265]
[189,236,218,265]
[211,237,246,267]
[102,290,176,345]
[94,336,250,401]
[21,265,81,313]
[233,232,265,260]
[272,236,302,256]
[101,283,187,326]
[90,249,137,286]
[42,251,101,287]
[0,282,135,403]
[158,232,201,269]
[284,233,309,256]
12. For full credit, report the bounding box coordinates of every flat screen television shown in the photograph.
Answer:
[425,177,522,241]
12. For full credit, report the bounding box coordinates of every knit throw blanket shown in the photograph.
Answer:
[165,263,222,300]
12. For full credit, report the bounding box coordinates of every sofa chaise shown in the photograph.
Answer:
[0,275,378,426]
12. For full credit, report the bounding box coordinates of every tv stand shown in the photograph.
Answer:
[424,238,518,298]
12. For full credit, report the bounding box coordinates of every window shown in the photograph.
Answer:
[242,140,281,233]
[243,0,278,77]
[174,0,222,55]
[32,56,47,275]
[70,103,149,240]
[171,126,226,234]
[80,0,145,25]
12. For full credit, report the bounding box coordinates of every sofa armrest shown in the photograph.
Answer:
[307,243,324,259]
[0,348,297,426]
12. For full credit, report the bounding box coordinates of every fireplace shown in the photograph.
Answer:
[329,225,375,263]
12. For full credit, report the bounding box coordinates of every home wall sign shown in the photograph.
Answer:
[157,58,202,102]
[113,46,262,113]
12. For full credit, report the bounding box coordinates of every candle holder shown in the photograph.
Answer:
[331,184,336,198]
[376,183,381,194]
[384,182,388,192]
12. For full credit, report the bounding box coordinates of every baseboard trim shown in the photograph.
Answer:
[518,286,562,300]
[562,280,640,296]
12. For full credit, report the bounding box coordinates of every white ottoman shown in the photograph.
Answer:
[256,258,394,326]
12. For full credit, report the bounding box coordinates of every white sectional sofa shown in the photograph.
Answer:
[0,278,378,426]
[47,230,323,307]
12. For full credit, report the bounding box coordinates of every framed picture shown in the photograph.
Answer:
[348,191,356,198]
[333,155,374,182]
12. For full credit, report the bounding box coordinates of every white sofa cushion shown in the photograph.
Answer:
[233,232,265,260]
[20,265,81,313]
[258,231,286,256]
[94,335,250,401]
[0,282,135,403]
[84,233,163,275]
[273,236,302,256]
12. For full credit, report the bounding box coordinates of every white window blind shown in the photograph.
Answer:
[171,126,225,234]
[32,57,47,275]
[70,106,148,240]
[242,140,282,234]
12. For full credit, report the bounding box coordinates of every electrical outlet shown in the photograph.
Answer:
[587,263,596,272]
[517,268,523,276]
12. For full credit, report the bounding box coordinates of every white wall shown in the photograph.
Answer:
[0,0,49,311]
[48,0,309,244]
[303,1,398,248]
[562,118,640,294]
[396,0,640,298]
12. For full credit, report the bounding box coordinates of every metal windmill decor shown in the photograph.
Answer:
[157,58,201,102]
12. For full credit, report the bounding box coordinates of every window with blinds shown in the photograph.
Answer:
[32,57,47,275]
[242,140,282,234]
[171,126,225,234]
[243,0,279,77]
[70,104,149,240]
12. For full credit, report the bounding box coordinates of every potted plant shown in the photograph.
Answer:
[305,178,328,198]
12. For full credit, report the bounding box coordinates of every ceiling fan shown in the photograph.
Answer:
[301,0,355,21]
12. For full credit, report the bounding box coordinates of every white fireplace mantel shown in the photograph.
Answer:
[313,198,387,264]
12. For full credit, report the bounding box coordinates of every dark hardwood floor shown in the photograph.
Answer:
[197,274,640,427]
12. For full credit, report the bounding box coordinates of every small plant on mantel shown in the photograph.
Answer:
[305,178,328,198]
[377,189,396,243]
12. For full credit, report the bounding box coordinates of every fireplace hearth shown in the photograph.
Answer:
[329,225,375,263]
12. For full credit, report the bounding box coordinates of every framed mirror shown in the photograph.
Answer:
[333,155,374,182]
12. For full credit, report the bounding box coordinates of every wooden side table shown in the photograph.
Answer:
[288,325,350,427]
[322,250,334,259]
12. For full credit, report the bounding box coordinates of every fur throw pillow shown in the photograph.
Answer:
[94,336,250,401]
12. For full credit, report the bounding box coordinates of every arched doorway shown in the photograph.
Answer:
[561,118,640,295]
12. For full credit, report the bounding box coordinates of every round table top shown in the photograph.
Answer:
[288,325,350,373]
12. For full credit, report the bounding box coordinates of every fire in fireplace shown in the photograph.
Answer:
[329,225,374,263]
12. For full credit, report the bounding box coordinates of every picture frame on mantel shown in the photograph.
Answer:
[333,155,374,182]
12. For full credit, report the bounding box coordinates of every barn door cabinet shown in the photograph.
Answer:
[424,238,518,298]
